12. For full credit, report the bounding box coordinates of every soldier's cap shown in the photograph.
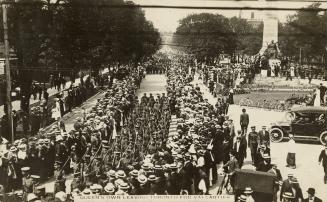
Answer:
[84,155,91,158]
[44,139,50,144]
[31,175,41,179]
[116,170,126,178]
[21,167,30,171]
[103,145,110,149]
[14,190,23,196]
[28,137,37,142]
[251,126,256,129]
[282,192,295,199]
[95,156,102,160]
[104,183,115,193]
[262,126,267,128]
[102,140,109,145]
[259,144,266,149]
[153,165,162,170]
[55,160,62,165]
[287,173,294,177]
[129,169,139,177]
[184,152,192,159]
[148,175,157,182]
[197,150,205,156]
[74,172,81,177]
[119,182,130,190]
[137,175,148,184]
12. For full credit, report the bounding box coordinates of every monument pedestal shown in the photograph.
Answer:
[261,70,268,77]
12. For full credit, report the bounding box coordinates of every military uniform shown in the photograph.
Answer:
[248,127,259,164]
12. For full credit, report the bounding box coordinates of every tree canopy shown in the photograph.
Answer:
[279,3,327,62]
[0,0,161,111]
[172,13,262,63]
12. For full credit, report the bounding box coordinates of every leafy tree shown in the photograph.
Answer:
[279,3,327,62]
[0,0,161,113]
[173,13,262,64]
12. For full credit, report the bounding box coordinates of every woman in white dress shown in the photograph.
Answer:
[314,88,321,106]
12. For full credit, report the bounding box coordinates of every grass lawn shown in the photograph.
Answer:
[233,91,309,105]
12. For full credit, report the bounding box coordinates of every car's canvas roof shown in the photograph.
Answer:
[291,106,327,113]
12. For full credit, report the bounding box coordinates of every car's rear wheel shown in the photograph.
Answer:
[270,128,284,143]
[319,131,327,145]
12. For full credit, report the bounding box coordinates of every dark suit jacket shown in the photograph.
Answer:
[233,137,247,160]
[240,113,249,126]
[258,130,270,146]
[268,168,282,191]
[319,149,327,167]
[280,179,292,201]
[303,197,323,202]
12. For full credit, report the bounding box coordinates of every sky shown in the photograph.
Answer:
[131,0,327,32]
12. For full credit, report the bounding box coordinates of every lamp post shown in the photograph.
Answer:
[2,0,14,142]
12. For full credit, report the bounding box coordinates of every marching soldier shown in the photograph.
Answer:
[248,126,259,164]
[54,161,66,193]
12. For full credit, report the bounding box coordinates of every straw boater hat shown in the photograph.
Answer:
[129,169,139,177]
[137,175,148,184]
[282,192,295,199]
[148,175,157,182]
[107,170,116,178]
[238,195,247,202]
[104,183,115,193]
[119,182,130,190]
[244,187,253,194]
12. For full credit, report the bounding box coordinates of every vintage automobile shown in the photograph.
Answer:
[269,106,327,145]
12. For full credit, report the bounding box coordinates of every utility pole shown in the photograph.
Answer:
[2,2,14,142]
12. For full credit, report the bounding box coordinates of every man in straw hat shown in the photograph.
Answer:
[282,192,295,202]
[280,174,294,201]
[243,187,255,202]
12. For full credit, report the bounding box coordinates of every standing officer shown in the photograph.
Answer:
[248,126,259,165]
[240,108,249,135]
[318,145,327,184]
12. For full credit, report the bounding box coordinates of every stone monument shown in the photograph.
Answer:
[258,0,280,77]
[259,0,279,55]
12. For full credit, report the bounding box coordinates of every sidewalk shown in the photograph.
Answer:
[0,68,109,117]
